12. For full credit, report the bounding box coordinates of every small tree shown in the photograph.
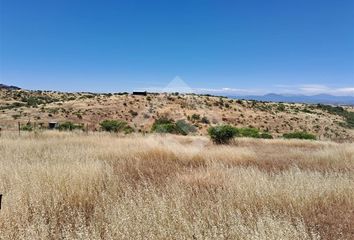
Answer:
[208,125,238,144]
[100,120,127,133]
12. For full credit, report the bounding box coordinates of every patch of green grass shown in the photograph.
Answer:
[58,122,84,131]
[283,131,316,140]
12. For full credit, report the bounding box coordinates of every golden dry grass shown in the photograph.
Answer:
[0,131,353,239]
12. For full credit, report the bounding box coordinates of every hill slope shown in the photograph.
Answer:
[1,88,354,141]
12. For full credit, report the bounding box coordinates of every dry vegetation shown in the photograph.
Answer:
[0,132,353,239]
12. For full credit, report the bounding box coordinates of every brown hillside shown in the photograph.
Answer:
[1,88,353,141]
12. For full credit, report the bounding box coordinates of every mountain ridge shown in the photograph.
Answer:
[229,93,354,105]
[0,83,21,90]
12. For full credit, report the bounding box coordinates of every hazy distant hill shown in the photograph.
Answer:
[0,83,21,90]
[231,93,354,105]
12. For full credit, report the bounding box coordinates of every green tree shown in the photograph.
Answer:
[208,125,238,144]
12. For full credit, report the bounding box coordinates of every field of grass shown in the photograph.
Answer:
[0,132,353,239]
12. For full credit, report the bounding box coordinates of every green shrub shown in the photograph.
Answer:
[277,103,286,112]
[100,120,128,133]
[151,117,174,132]
[21,124,33,131]
[12,114,21,120]
[238,128,260,138]
[201,116,210,124]
[123,125,135,134]
[316,104,354,128]
[129,110,138,117]
[0,102,25,110]
[191,114,200,121]
[58,121,83,131]
[153,123,177,134]
[151,118,197,135]
[208,127,273,139]
[175,120,197,135]
[208,125,238,144]
[259,132,273,139]
[283,131,316,140]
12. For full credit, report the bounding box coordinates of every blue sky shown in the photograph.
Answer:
[0,0,353,95]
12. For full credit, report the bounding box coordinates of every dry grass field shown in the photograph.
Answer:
[0,131,353,239]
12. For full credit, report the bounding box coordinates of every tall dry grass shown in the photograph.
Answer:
[0,131,353,239]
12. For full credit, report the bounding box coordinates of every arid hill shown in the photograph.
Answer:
[1,88,354,141]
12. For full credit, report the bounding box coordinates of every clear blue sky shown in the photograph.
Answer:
[1,0,353,95]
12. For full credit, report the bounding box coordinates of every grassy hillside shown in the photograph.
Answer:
[0,132,353,239]
[1,88,354,141]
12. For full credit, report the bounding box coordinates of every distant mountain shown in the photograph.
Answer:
[0,83,21,90]
[230,93,354,105]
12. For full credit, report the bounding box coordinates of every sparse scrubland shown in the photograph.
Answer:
[2,89,354,142]
[0,131,353,239]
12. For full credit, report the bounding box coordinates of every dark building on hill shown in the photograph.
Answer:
[48,122,59,129]
[132,91,147,96]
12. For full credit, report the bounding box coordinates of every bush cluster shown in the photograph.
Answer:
[316,104,354,129]
[208,125,273,144]
[100,120,133,134]
[283,131,316,140]
[208,125,238,144]
[21,124,33,131]
[58,122,84,131]
[151,118,196,135]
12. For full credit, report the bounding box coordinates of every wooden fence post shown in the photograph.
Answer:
[0,194,2,210]
[18,122,21,136]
